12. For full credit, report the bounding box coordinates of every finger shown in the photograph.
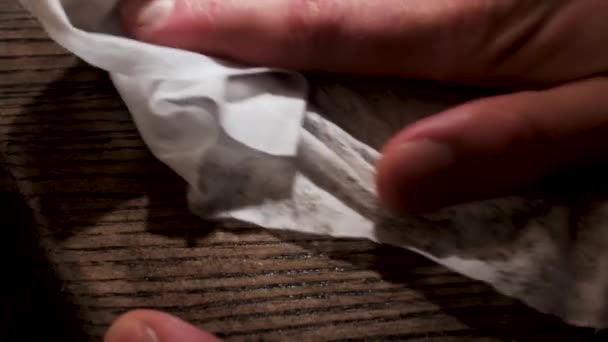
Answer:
[118,0,550,83]
[376,77,608,213]
[104,310,221,342]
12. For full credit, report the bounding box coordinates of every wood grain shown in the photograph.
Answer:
[0,2,606,341]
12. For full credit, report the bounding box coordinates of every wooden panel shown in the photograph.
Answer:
[0,2,604,341]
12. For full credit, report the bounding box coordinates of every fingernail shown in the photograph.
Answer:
[137,0,175,29]
[377,139,454,213]
[105,319,158,342]
[140,327,159,342]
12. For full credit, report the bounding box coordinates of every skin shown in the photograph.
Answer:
[105,1,608,340]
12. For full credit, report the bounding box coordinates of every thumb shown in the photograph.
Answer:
[377,77,608,213]
[105,310,221,342]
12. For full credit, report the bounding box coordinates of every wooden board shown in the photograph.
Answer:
[1,2,605,341]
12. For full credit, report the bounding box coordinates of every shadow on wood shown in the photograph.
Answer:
[0,162,88,341]
[4,63,216,241]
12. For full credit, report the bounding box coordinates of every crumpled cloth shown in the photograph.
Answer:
[22,0,608,328]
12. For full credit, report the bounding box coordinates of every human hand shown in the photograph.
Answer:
[106,1,608,339]
[105,310,221,342]
[117,0,608,212]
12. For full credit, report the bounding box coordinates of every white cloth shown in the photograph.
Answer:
[22,0,608,329]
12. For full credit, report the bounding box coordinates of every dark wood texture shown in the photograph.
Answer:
[1,2,606,341]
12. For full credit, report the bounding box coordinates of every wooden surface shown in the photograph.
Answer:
[1,2,606,341]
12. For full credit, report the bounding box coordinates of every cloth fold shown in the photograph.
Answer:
[22,0,608,329]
